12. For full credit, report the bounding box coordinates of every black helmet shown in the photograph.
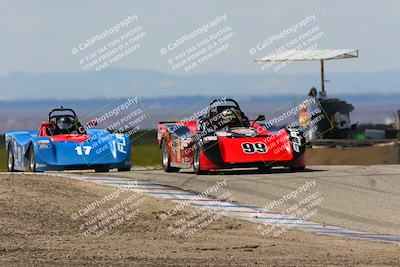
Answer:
[308,87,318,97]
[57,116,73,131]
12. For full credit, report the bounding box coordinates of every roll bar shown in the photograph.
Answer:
[208,98,242,110]
[48,106,79,121]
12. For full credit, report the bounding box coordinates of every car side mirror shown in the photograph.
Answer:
[254,115,265,122]
[41,121,51,127]
[252,115,265,127]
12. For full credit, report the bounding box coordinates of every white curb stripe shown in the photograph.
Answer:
[46,173,400,245]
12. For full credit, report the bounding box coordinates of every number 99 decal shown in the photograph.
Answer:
[241,142,268,154]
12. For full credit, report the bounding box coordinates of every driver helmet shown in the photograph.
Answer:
[308,87,318,97]
[220,108,235,122]
[57,117,73,131]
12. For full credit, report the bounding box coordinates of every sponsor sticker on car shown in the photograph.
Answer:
[37,140,51,149]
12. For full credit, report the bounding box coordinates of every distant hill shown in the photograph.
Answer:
[0,68,399,133]
[0,68,400,100]
[0,95,398,133]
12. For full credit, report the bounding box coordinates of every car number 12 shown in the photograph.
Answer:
[241,142,267,154]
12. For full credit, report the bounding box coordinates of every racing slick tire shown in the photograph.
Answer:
[289,165,306,171]
[286,128,306,172]
[290,166,306,171]
[27,145,36,172]
[258,164,271,172]
[193,147,207,175]
[118,165,131,172]
[161,140,180,173]
[7,144,15,172]
[95,167,110,173]
[289,156,306,171]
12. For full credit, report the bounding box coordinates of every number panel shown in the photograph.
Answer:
[241,142,268,154]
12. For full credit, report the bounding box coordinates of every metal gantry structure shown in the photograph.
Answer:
[255,49,359,94]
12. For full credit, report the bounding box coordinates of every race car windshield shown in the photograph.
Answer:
[214,106,248,128]
[57,117,73,130]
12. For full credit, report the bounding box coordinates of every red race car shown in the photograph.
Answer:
[157,98,305,174]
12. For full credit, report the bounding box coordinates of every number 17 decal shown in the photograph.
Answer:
[241,142,268,154]
[75,146,92,156]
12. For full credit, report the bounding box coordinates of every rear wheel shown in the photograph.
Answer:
[27,146,36,172]
[7,145,15,172]
[193,147,207,175]
[161,140,180,173]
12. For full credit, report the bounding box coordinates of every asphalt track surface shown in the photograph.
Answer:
[105,165,400,237]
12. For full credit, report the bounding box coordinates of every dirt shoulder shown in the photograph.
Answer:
[0,173,399,266]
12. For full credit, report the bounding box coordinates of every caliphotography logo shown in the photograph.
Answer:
[1,1,400,267]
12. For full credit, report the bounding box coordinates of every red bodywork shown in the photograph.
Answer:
[157,120,305,172]
[38,122,89,143]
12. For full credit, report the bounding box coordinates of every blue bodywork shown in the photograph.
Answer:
[5,128,131,172]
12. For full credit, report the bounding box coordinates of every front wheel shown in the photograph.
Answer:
[95,168,110,173]
[290,166,306,171]
[7,145,15,172]
[118,166,131,172]
[258,164,271,172]
[193,147,207,175]
[161,140,180,173]
[27,146,36,172]
[289,156,306,172]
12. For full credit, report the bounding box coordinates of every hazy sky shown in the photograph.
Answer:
[0,0,399,76]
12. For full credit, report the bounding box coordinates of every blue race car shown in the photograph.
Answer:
[5,107,131,172]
